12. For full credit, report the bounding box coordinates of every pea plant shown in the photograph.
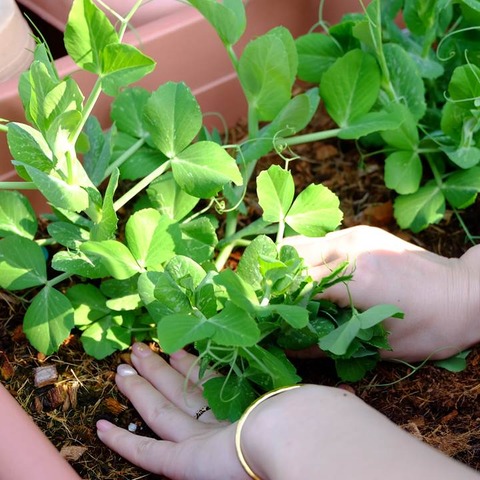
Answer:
[295,0,480,234]
[0,0,403,420]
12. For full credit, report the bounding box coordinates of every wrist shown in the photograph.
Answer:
[456,245,480,349]
[236,385,302,480]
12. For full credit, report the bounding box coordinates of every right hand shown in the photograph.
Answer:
[285,226,480,361]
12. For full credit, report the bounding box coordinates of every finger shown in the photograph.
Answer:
[96,420,187,479]
[115,363,211,441]
[97,419,242,480]
[130,343,211,420]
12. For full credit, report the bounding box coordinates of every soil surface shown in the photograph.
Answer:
[1,105,480,479]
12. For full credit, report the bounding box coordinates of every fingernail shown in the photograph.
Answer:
[132,342,152,358]
[96,419,114,433]
[170,349,187,361]
[117,364,138,377]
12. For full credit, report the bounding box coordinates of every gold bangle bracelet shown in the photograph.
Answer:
[234,384,303,480]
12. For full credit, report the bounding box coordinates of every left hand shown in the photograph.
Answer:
[96,343,247,480]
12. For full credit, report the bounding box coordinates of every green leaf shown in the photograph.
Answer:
[385,150,422,194]
[143,82,202,157]
[111,87,151,138]
[106,294,142,311]
[320,49,380,127]
[90,168,119,241]
[257,165,295,223]
[265,304,309,328]
[448,64,480,110]
[147,172,199,221]
[154,272,192,316]
[285,184,342,237]
[157,314,214,353]
[214,269,259,313]
[125,208,176,269]
[111,131,166,181]
[42,77,84,129]
[81,315,130,359]
[172,141,243,198]
[0,191,37,239]
[318,315,361,356]
[64,0,118,73]
[236,235,278,290]
[203,375,257,422]
[338,105,404,139]
[242,345,300,388]
[138,271,167,319]
[335,356,378,382]
[80,240,142,279]
[238,27,296,121]
[242,91,320,164]
[83,116,112,186]
[24,165,89,213]
[51,250,110,279]
[444,147,480,170]
[101,276,139,299]
[0,236,47,290]
[444,167,480,208]
[23,287,74,355]
[66,283,109,327]
[19,61,58,131]
[187,0,246,46]
[295,33,343,83]
[403,0,442,35]
[166,255,207,291]
[381,106,419,149]
[434,350,470,373]
[45,110,84,172]
[394,182,445,232]
[383,44,426,121]
[176,217,217,264]
[208,302,260,346]
[357,305,403,329]
[7,122,53,180]
[100,44,155,96]
[441,103,468,142]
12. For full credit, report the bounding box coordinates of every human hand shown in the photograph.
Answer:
[96,343,246,480]
[96,342,479,480]
[285,226,480,361]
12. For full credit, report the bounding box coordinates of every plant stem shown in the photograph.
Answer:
[71,79,103,147]
[36,238,57,247]
[283,128,341,146]
[0,124,8,133]
[275,218,286,245]
[426,155,443,188]
[113,160,171,211]
[0,182,37,190]
[69,1,141,147]
[226,45,239,71]
[454,209,479,246]
[47,272,71,288]
[247,106,259,139]
[214,210,240,271]
[103,135,146,181]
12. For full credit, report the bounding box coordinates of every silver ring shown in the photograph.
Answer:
[194,405,211,420]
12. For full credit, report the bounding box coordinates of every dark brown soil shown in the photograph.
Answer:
[1,106,480,479]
